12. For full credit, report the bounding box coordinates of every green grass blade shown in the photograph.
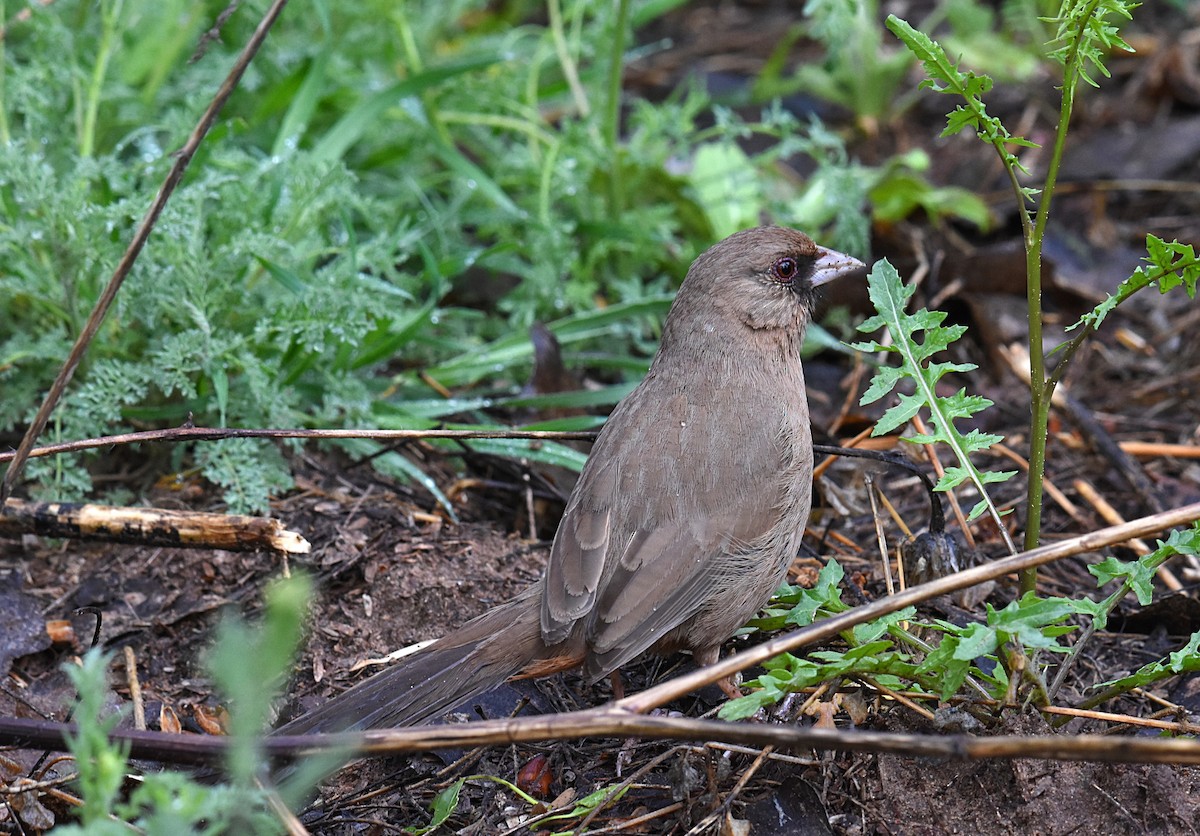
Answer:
[312,53,508,163]
[425,296,672,388]
[272,53,329,157]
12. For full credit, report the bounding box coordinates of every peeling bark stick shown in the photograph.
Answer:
[0,498,310,554]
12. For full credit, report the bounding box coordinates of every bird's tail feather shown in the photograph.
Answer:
[275,589,548,735]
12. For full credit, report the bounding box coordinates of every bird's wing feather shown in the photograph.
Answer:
[543,371,797,678]
[580,514,754,679]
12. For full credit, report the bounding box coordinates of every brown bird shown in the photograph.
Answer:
[278,227,863,735]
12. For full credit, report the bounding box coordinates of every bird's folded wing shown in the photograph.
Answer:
[582,507,777,681]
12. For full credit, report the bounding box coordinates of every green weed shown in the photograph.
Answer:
[887,1,1198,591]
[0,1,873,512]
[727,524,1200,719]
[55,574,332,832]
[733,0,1200,718]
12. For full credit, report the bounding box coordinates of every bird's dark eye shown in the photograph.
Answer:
[772,256,799,282]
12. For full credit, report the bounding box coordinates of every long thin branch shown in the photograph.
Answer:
[3,710,1198,768]
[0,0,292,501]
[0,425,601,465]
[615,501,1200,713]
[345,715,1200,765]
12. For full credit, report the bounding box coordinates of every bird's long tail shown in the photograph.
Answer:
[274,588,553,735]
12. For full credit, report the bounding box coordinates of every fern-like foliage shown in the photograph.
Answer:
[850,260,1015,520]
[1069,235,1200,332]
[886,15,1038,196]
[1,1,890,514]
[1043,0,1136,87]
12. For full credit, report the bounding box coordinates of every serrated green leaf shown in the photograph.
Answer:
[887,14,1034,172]
[1068,235,1199,332]
[872,391,926,435]
[850,258,1012,525]
[852,606,916,644]
[813,558,846,603]
[783,570,847,626]
[986,593,1080,651]
[1097,630,1200,691]
[718,690,773,721]
[951,621,998,660]
[934,466,971,491]
[1162,524,1200,556]
[1168,632,1200,674]
[916,636,974,700]
[1089,556,1155,604]
[857,364,905,405]
[856,314,889,334]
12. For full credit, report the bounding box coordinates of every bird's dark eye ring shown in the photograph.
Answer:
[772,256,799,282]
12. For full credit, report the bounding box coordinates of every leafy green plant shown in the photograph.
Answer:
[1067,237,1200,334]
[850,260,1016,531]
[405,773,628,835]
[754,0,1045,131]
[204,574,317,788]
[927,0,1048,83]
[774,0,1200,722]
[752,227,1199,713]
[1094,631,1200,695]
[1,0,895,513]
[753,0,913,130]
[728,525,1200,720]
[866,149,991,229]
[918,593,1083,705]
[722,557,1088,719]
[0,0,1015,515]
[404,779,463,836]
[536,781,631,832]
[53,574,331,832]
[1076,524,1200,704]
[58,650,280,835]
[884,1,1199,593]
[61,650,129,832]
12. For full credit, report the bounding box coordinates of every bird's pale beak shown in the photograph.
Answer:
[811,247,865,287]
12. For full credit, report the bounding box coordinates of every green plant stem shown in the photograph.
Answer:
[438,111,557,147]
[393,7,452,146]
[80,0,124,158]
[1018,4,1098,593]
[538,138,562,225]
[0,0,8,146]
[1046,322,1095,391]
[548,0,590,117]
[1048,578,1136,706]
[603,0,630,219]
[1021,241,1049,594]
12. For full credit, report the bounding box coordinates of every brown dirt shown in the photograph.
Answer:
[4,421,1199,834]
